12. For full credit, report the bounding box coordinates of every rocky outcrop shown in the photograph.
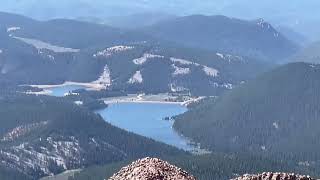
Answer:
[109,157,196,180]
[232,172,317,180]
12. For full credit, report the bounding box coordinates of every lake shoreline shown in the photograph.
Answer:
[102,94,205,107]
[104,100,184,105]
[24,83,205,107]
[97,101,211,154]
[27,81,108,91]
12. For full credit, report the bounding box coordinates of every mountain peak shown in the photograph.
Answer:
[109,157,196,180]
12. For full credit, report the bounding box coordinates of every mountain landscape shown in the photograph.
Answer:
[0,12,274,96]
[0,90,183,179]
[142,15,299,61]
[1,1,320,180]
[174,63,320,165]
[2,0,320,40]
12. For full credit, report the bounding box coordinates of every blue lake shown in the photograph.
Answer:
[47,85,86,97]
[96,102,196,151]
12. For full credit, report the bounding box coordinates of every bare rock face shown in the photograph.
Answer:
[232,172,317,180]
[109,157,196,180]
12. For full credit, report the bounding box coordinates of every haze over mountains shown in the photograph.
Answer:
[142,15,298,61]
[1,0,320,40]
[292,41,320,64]
[1,11,284,95]
[1,1,320,179]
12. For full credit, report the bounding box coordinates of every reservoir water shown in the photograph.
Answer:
[96,102,196,151]
[41,85,200,151]
[46,85,86,97]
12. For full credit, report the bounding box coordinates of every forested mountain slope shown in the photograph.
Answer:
[174,62,320,163]
[142,15,299,62]
[0,92,182,179]
[0,12,149,49]
[0,12,271,95]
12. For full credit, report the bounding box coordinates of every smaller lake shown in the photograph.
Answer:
[97,102,196,151]
[46,85,86,97]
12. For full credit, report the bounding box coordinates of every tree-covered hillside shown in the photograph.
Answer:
[0,91,183,179]
[174,62,320,163]
[142,15,299,62]
[1,12,271,96]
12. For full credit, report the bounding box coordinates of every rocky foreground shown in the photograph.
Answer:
[108,157,196,180]
[232,172,317,180]
[108,157,319,180]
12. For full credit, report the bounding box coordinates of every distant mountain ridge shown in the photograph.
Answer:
[2,0,320,40]
[142,15,299,62]
[0,12,270,96]
[104,12,178,29]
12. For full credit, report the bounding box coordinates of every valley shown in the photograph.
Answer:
[97,102,194,151]
[1,4,320,180]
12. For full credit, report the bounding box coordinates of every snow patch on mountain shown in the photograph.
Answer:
[7,26,21,33]
[172,64,190,76]
[170,57,198,66]
[309,64,317,68]
[203,66,219,77]
[94,46,134,58]
[216,52,244,62]
[128,71,143,84]
[38,50,55,61]
[13,36,80,53]
[256,18,271,29]
[133,53,164,65]
[223,83,233,89]
[170,85,189,93]
[216,53,224,59]
[92,65,111,86]
[170,57,219,77]
[213,82,233,89]
[74,101,83,106]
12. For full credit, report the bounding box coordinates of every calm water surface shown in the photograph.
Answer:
[96,102,196,151]
[44,86,198,151]
[47,85,86,97]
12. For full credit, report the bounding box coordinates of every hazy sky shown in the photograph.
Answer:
[1,0,320,39]
[1,0,319,20]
